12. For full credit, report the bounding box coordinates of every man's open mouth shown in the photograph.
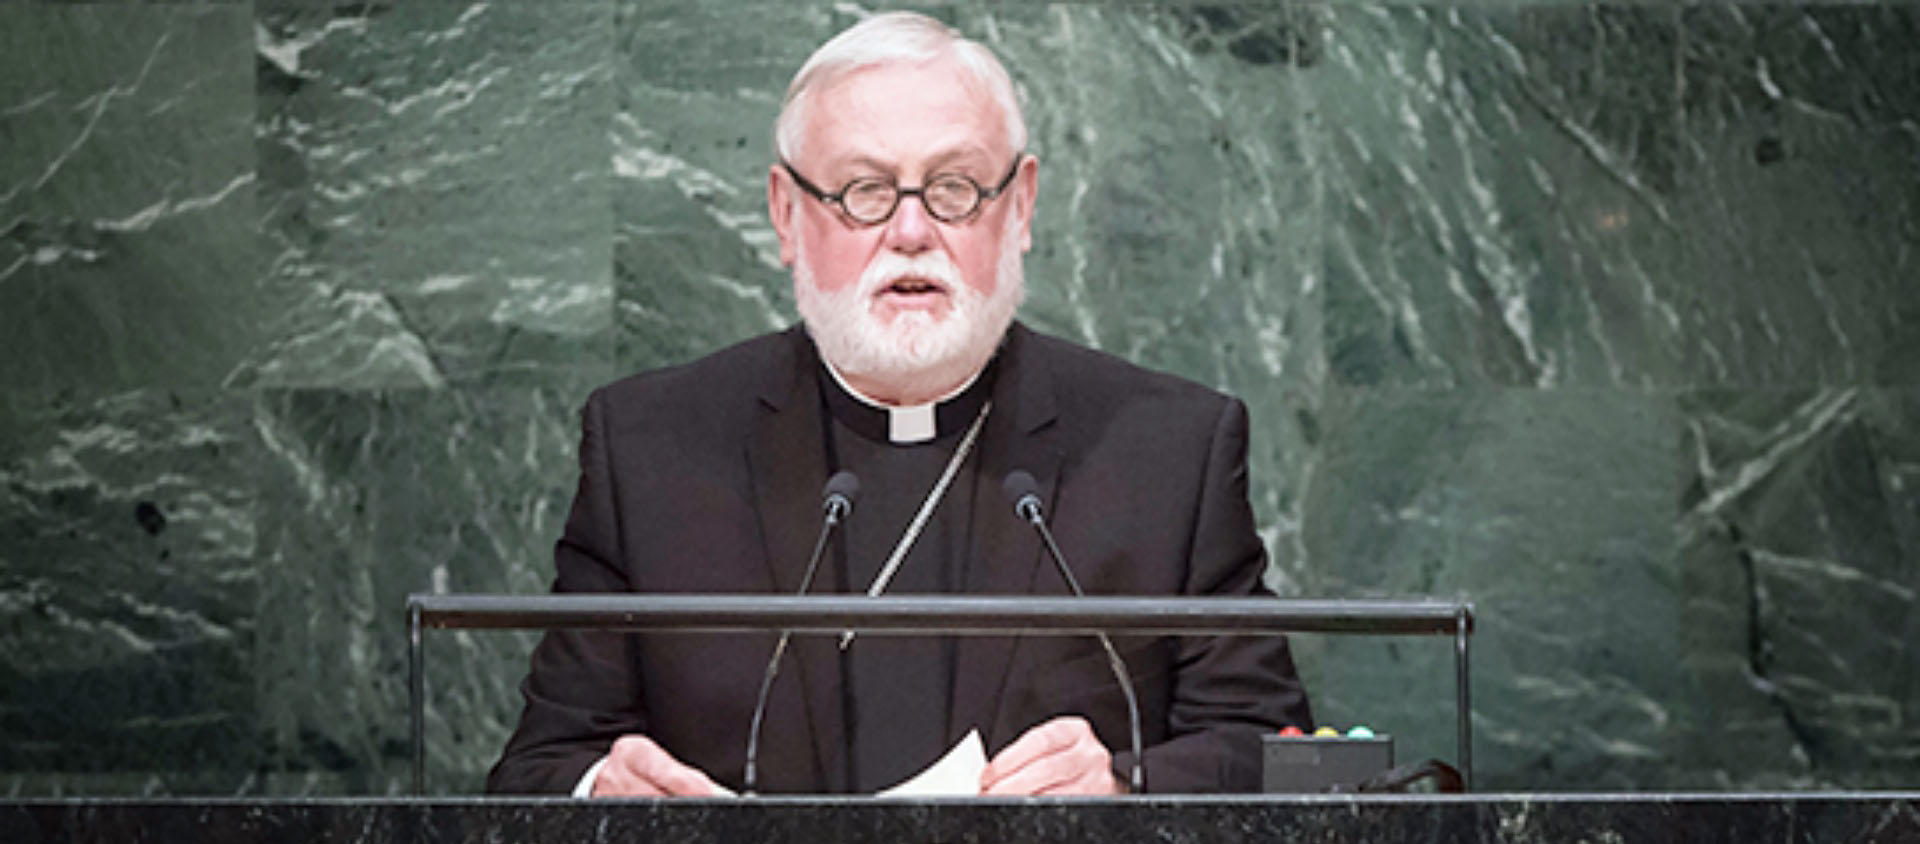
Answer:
[880,277,947,296]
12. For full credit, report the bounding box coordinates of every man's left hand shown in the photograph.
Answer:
[979,716,1121,796]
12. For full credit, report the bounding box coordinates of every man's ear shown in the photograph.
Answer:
[768,163,798,265]
[1015,153,1039,253]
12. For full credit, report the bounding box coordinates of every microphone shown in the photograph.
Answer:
[744,470,859,795]
[1002,470,1146,794]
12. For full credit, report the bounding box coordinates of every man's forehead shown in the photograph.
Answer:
[818,142,1001,176]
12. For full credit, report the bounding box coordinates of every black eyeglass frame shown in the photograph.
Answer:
[780,153,1025,226]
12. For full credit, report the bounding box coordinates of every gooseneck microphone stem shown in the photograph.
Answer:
[1025,508,1146,795]
[1010,477,1147,795]
[744,473,856,796]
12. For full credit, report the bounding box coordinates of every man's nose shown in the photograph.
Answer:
[881,193,937,254]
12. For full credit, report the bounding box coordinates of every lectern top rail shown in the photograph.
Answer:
[407,594,1475,636]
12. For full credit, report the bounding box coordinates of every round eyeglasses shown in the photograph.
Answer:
[780,154,1024,225]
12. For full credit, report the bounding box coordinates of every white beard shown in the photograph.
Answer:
[793,219,1024,399]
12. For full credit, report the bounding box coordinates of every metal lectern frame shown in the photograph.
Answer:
[406,595,1475,795]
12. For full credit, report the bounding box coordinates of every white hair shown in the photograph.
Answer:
[774,11,1027,165]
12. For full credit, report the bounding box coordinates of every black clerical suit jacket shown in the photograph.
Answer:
[487,322,1312,794]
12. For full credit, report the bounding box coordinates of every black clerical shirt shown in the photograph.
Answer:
[818,360,995,792]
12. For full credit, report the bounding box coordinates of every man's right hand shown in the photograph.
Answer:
[591,735,729,797]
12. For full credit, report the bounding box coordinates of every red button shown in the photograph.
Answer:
[1278,726,1305,736]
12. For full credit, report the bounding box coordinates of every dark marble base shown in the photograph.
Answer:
[6,794,1920,844]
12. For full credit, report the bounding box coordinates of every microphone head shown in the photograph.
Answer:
[823,470,860,518]
[1002,469,1042,520]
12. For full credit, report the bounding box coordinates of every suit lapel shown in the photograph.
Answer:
[745,329,848,792]
[952,325,1063,750]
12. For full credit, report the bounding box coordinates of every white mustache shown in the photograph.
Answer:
[857,251,964,297]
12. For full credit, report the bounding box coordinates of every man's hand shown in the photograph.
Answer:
[979,716,1121,796]
[592,734,729,797]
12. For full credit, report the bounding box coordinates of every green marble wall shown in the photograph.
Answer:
[1,1,1913,795]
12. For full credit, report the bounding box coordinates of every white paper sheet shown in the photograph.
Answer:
[875,729,986,797]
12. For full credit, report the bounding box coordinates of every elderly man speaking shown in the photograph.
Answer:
[488,11,1312,797]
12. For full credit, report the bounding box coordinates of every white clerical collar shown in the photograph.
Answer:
[820,359,985,445]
